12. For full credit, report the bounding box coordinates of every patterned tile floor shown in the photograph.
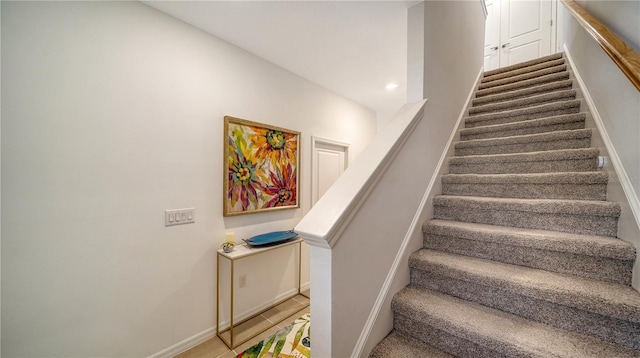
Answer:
[175,292,310,358]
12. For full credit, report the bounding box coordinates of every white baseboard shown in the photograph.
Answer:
[350,66,485,358]
[150,327,216,358]
[150,287,304,358]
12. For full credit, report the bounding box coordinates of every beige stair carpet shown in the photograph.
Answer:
[370,53,640,358]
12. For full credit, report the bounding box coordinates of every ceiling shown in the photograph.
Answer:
[142,1,417,125]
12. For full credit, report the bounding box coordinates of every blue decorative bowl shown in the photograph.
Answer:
[244,230,298,247]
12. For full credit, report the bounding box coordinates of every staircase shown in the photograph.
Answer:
[370,53,640,357]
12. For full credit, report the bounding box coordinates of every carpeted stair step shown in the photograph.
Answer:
[472,79,573,107]
[369,331,454,358]
[468,89,576,116]
[478,64,568,91]
[481,58,566,85]
[409,250,640,349]
[433,195,620,236]
[464,99,581,128]
[483,52,564,78]
[441,171,607,200]
[460,113,586,141]
[448,147,599,174]
[475,71,571,98]
[392,286,640,358]
[454,129,591,156]
[422,219,635,284]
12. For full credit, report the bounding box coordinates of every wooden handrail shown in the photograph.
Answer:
[560,0,640,91]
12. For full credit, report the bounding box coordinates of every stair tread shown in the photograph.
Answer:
[464,99,581,126]
[472,79,573,107]
[475,72,571,98]
[370,331,454,358]
[455,128,591,149]
[449,147,599,164]
[393,286,640,358]
[473,79,574,107]
[478,64,568,90]
[423,219,633,285]
[469,89,576,115]
[481,58,566,85]
[424,218,635,265]
[433,195,620,216]
[483,53,564,77]
[442,172,608,185]
[409,250,640,323]
[460,113,586,137]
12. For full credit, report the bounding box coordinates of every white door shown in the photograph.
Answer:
[500,0,553,66]
[484,0,501,71]
[484,0,554,70]
[301,137,349,293]
[311,137,349,205]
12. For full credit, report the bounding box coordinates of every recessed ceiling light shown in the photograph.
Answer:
[385,83,399,90]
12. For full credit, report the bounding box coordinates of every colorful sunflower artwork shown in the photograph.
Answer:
[223,116,300,216]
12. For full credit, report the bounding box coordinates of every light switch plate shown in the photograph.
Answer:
[165,208,195,226]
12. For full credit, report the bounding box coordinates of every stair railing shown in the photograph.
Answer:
[560,0,640,91]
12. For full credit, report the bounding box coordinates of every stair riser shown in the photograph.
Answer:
[448,158,597,174]
[476,73,571,98]
[433,205,618,236]
[393,313,516,358]
[481,59,566,85]
[422,234,632,285]
[465,105,581,128]
[369,332,454,358]
[469,92,576,116]
[460,120,585,141]
[472,81,573,107]
[478,65,568,91]
[455,137,590,156]
[410,270,640,350]
[484,53,564,77]
[393,314,510,358]
[442,182,607,201]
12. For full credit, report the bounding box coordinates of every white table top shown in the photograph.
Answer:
[217,238,303,260]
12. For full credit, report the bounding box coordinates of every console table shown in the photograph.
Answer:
[216,238,309,349]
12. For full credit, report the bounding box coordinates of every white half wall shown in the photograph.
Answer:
[0,1,376,356]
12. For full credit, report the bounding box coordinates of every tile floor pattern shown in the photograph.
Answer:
[176,292,310,358]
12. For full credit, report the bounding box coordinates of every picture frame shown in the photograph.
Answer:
[223,116,301,216]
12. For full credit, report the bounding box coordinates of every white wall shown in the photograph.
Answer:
[0,1,376,356]
[559,1,640,288]
[407,2,425,103]
[574,0,640,51]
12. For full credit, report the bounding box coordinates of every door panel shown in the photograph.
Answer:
[509,1,541,37]
[311,137,349,205]
[500,0,552,67]
[507,40,542,64]
[316,149,344,202]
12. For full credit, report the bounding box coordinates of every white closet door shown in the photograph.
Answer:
[499,0,552,67]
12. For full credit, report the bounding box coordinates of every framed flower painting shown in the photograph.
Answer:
[223,116,301,216]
